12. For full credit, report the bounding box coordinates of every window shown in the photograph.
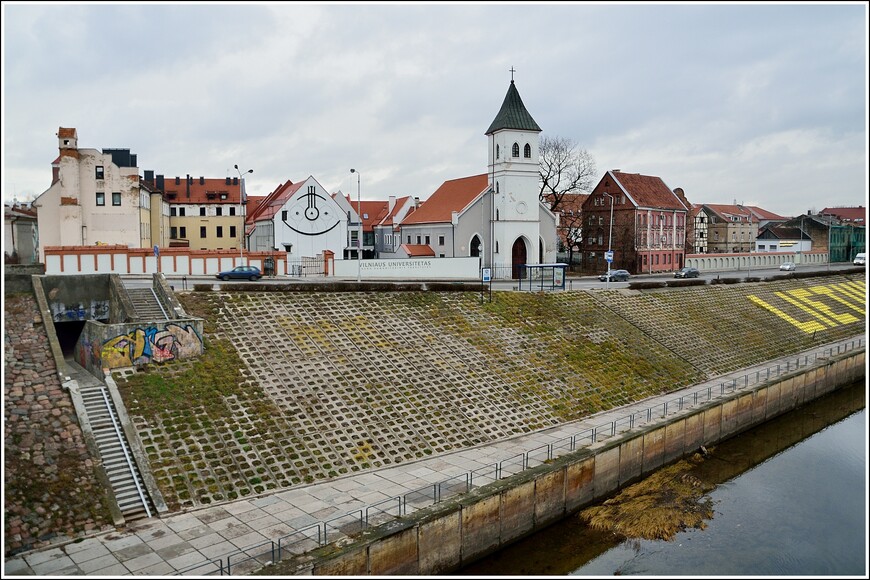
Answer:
[439,254,445,258]
[495,241,499,253]
[200,226,206,238]
[599,217,604,225]
[230,226,236,238]
[180,227,186,238]
[282,210,288,221]
[416,235,421,244]
[96,192,105,206]
[496,144,500,159]
[220,193,227,200]
[438,235,445,246]
[230,207,236,216]
[496,182,499,193]
[95,166,104,180]
[112,192,121,206]
[217,226,223,238]
[179,207,186,216]
[407,236,411,244]
[171,227,177,239]
[496,209,500,221]
[216,207,222,216]
[512,142,519,157]
[425,235,430,245]
[200,207,206,216]
[524,143,531,158]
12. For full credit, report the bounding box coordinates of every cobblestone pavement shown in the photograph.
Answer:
[4,334,863,576]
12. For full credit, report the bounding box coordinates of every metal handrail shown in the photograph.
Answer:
[99,387,151,518]
[173,336,863,575]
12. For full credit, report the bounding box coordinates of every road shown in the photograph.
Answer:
[121,263,862,291]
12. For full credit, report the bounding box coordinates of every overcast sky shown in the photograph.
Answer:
[2,2,867,218]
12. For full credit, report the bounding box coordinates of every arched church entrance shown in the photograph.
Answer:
[470,235,481,257]
[512,238,527,279]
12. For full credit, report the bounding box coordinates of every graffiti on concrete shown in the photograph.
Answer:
[100,323,203,368]
[51,300,110,322]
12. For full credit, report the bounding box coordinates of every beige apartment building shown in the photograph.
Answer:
[157,174,245,251]
[33,128,169,261]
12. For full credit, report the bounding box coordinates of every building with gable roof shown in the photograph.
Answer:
[32,127,169,261]
[581,170,690,275]
[154,173,246,251]
[698,203,756,254]
[4,202,39,264]
[398,79,558,278]
[247,176,347,262]
[372,195,417,258]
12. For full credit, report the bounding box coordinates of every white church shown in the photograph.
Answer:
[387,78,559,279]
[245,77,559,280]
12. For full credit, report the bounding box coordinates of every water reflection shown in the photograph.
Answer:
[456,380,867,576]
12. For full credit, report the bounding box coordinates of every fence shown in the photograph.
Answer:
[172,337,864,575]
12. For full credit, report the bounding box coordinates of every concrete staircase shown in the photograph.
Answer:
[127,288,169,320]
[79,381,155,522]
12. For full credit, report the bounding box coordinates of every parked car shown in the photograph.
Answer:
[779,262,797,271]
[674,267,700,279]
[216,265,262,281]
[599,269,630,282]
[853,253,866,266]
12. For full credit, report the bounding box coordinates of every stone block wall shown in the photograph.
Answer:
[3,294,113,557]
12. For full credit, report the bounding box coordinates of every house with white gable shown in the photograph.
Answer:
[398,78,558,279]
[246,176,347,263]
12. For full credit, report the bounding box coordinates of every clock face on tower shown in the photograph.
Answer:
[283,186,341,236]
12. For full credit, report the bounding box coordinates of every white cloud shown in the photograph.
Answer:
[2,2,867,219]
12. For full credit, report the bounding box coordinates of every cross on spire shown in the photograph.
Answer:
[509,66,516,82]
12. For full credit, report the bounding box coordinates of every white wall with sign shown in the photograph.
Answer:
[332,257,481,280]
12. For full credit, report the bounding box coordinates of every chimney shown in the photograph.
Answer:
[200,176,205,185]
[225,177,231,185]
[144,170,154,184]
[414,197,420,208]
[186,174,191,198]
[388,196,396,212]
[233,177,238,185]
[156,175,165,191]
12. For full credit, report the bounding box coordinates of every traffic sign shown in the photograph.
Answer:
[605,250,613,262]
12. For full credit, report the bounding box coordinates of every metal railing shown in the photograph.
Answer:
[173,337,864,575]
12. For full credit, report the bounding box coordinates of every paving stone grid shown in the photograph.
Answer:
[4,274,864,575]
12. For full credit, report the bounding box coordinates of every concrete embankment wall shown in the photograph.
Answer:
[296,347,865,575]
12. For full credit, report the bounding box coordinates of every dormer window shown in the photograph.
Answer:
[524,143,531,158]
[512,143,520,157]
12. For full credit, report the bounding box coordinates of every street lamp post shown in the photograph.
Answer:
[234,164,253,265]
[603,193,614,290]
[350,169,361,283]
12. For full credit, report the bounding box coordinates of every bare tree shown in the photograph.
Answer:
[539,135,597,213]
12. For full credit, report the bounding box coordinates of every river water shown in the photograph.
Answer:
[456,380,867,576]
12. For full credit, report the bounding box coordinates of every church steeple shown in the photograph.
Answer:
[485,80,541,135]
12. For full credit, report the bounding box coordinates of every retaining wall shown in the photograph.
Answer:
[285,347,865,575]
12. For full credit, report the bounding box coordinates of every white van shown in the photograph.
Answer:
[854,253,866,265]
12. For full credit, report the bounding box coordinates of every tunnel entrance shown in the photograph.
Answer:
[54,320,89,358]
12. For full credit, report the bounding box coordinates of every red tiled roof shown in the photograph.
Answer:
[347,199,390,232]
[248,180,301,223]
[743,205,786,221]
[820,206,866,223]
[246,196,267,217]
[703,204,754,222]
[378,196,413,226]
[161,177,242,205]
[401,174,488,225]
[57,127,76,139]
[610,171,687,210]
[402,244,436,257]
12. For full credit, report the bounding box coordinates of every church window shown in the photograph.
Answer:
[495,241,499,253]
[524,143,531,158]
[496,182,499,193]
[512,143,520,157]
[496,209,499,221]
[496,144,500,159]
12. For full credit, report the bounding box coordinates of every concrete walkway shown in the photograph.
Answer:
[4,335,864,576]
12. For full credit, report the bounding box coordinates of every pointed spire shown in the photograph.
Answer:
[485,79,541,135]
